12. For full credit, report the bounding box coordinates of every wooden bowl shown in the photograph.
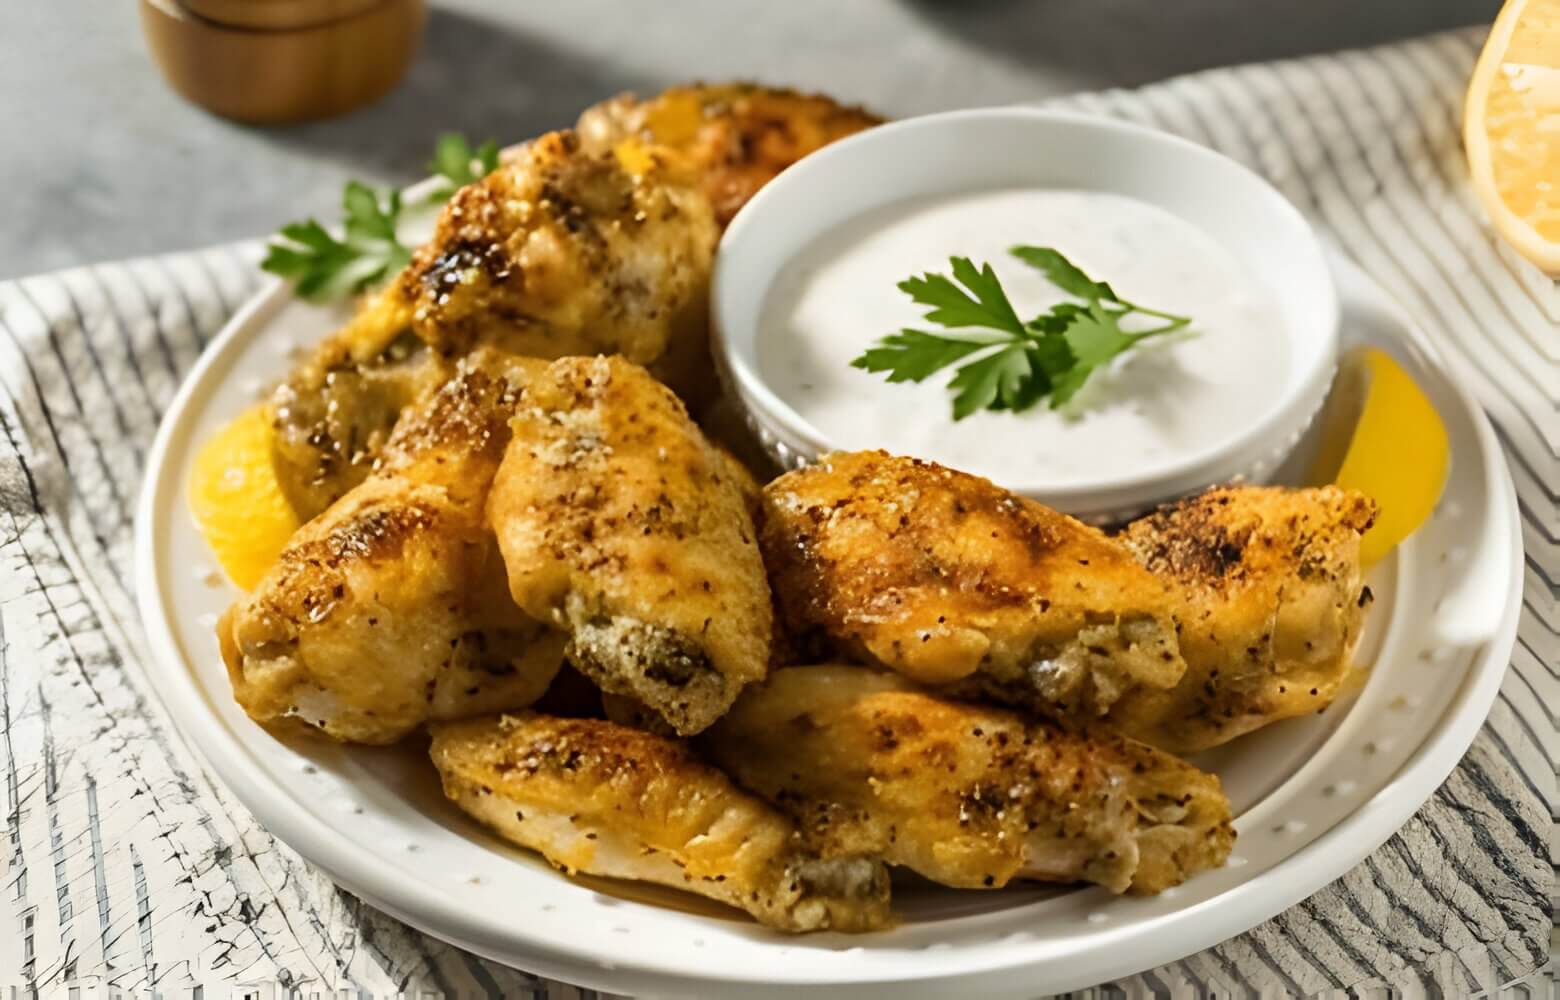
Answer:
[140,0,426,124]
[181,0,384,31]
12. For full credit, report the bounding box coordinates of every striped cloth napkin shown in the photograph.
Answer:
[0,26,1550,998]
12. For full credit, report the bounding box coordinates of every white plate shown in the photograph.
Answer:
[135,248,1521,998]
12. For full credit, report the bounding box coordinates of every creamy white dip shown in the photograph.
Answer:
[756,189,1289,487]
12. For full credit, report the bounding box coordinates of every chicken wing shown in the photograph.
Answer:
[760,451,1185,716]
[429,713,892,932]
[1108,485,1378,751]
[704,666,1234,895]
[487,356,773,736]
[220,353,566,744]
[576,83,883,226]
[269,294,448,520]
[271,129,720,519]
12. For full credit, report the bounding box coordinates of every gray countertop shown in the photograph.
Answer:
[5,0,1493,279]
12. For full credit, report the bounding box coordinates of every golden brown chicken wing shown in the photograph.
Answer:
[429,713,892,932]
[271,129,720,519]
[221,353,566,744]
[577,83,883,226]
[1108,485,1377,751]
[401,131,718,397]
[270,295,447,520]
[760,451,1185,716]
[704,666,1234,895]
[487,356,773,736]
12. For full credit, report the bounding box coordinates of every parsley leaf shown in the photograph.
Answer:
[263,133,501,302]
[851,329,1003,382]
[851,247,1194,418]
[262,183,412,301]
[946,341,1036,418]
[1046,303,1131,406]
[1013,244,1192,327]
[1010,245,1116,302]
[898,257,1025,335]
[1026,301,1088,336]
[429,133,502,197]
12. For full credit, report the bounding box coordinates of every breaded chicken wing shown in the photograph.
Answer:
[429,713,892,932]
[1109,485,1377,751]
[487,356,773,736]
[577,83,883,226]
[271,130,720,518]
[760,451,1184,716]
[221,354,566,744]
[705,666,1233,894]
[402,132,718,399]
[269,295,448,520]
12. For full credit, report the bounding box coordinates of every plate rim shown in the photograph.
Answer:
[132,249,1524,997]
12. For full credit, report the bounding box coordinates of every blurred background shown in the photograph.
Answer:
[5,0,1498,278]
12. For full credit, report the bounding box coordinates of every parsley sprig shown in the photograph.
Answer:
[261,132,500,302]
[426,133,501,199]
[851,247,1191,419]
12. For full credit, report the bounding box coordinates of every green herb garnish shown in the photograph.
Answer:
[851,247,1192,419]
[427,132,501,198]
[261,133,500,302]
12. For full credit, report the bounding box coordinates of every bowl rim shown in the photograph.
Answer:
[711,106,1340,506]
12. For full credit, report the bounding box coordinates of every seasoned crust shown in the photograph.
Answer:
[487,356,773,736]
[222,356,566,744]
[401,130,720,407]
[760,450,1185,713]
[705,665,1233,895]
[270,297,445,521]
[576,83,883,226]
[1111,485,1378,751]
[269,129,723,518]
[1126,484,1376,593]
[429,713,892,932]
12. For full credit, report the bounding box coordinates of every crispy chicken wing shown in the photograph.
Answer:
[401,132,717,397]
[1109,485,1378,751]
[487,356,773,736]
[221,353,566,744]
[760,451,1185,716]
[429,713,892,932]
[577,83,883,226]
[269,295,448,520]
[705,666,1233,895]
[271,130,720,519]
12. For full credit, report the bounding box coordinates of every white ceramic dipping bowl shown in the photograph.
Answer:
[711,107,1338,522]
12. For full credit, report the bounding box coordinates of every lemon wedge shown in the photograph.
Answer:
[188,403,301,590]
[1309,348,1450,566]
[1464,0,1560,275]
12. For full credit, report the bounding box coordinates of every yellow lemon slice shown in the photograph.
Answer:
[188,403,301,590]
[1464,0,1560,275]
[1309,348,1450,566]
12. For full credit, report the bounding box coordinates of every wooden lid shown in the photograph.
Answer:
[140,0,425,124]
[181,0,385,31]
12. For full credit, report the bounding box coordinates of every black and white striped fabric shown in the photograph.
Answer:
[0,27,1550,998]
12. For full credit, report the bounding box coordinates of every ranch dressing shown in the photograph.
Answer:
[756,189,1289,487]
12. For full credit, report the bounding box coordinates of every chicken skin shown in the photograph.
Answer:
[429,713,892,932]
[270,295,447,521]
[704,666,1234,895]
[220,353,566,744]
[271,129,720,519]
[1109,485,1378,752]
[576,83,883,227]
[401,131,718,399]
[760,451,1185,717]
[487,356,773,736]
